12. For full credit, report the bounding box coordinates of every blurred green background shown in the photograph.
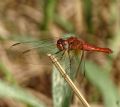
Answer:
[0,0,120,107]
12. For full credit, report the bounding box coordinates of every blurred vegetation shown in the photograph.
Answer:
[0,0,120,107]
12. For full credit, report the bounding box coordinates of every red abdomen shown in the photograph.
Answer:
[82,43,113,54]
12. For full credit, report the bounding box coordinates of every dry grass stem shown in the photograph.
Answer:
[47,54,91,107]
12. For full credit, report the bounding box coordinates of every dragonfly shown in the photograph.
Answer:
[11,35,113,80]
[12,36,112,54]
[56,36,112,78]
[56,36,112,54]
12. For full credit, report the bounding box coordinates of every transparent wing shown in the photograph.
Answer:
[9,33,74,55]
[63,50,86,81]
[74,50,86,83]
[8,34,76,67]
[58,50,84,81]
[11,39,56,54]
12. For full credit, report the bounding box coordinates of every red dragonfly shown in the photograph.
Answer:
[55,36,113,77]
[56,36,112,54]
[11,35,112,79]
[12,36,112,55]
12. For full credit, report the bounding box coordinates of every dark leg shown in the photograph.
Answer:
[75,50,86,82]
[53,50,66,61]
[68,50,72,73]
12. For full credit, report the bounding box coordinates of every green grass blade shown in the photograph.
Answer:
[85,61,120,107]
[0,80,46,107]
[52,52,79,107]
[42,0,57,30]
[54,15,74,32]
[0,60,17,84]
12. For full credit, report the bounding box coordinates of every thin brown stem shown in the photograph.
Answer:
[47,54,91,107]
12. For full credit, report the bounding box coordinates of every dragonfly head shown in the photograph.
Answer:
[57,38,68,51]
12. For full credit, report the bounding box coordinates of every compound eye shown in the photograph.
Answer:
[57,39,65,51]
[58,39,66,46]
[57,42,60,44]
[59,41,62,44]
[57,39,63,43]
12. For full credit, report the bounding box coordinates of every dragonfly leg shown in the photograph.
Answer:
[67,50,72,72]
[59,50,66,60]
[53,50,66,61]
[54,50,62,55]
[75,50,86,83]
